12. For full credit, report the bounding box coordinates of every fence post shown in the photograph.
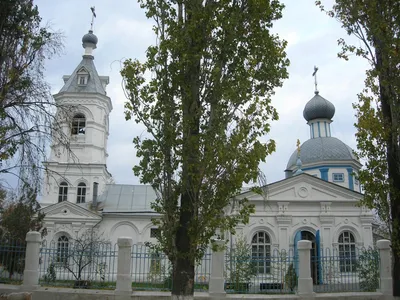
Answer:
[21,231,41,291]
[297,240,314,298]
[115,237,133,298]
[377,239,392,295]
[209,239,226,297]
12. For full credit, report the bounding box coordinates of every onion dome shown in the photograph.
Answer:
[286,137,357,170]
[82,30,98,49]
[303,92,335,122]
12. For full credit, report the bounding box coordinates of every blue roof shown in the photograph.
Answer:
[286,137,358,170]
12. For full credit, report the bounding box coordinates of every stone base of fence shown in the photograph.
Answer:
[0,285,396,300]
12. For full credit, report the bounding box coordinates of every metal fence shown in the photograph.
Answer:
[39,240,117,289]
[224,246,380,294]
[313,247,380,293]
[0,237,382,294]
[0,238,26,285]
[130,244,211,292]
[225,248,297,294]
[38,241,211,291]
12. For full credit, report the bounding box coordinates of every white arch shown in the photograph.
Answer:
[247,226,277,246]
[290,224,319,243]
[333,225,362,245]
[109,221,139,241]
[52,231,72,243]
[74,177,90,187]
[57,178,72,186]
[141,222,157,237]
[72,105,94,121]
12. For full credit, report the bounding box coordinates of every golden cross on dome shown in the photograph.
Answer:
[296,139,301,156]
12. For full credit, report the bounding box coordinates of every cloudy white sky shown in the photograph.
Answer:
[34,0,370,186]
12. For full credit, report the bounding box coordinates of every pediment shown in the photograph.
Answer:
[41,201,101,221]
[244,173,362,202]
[77,67,89,74]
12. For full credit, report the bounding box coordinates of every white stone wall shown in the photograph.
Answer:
[41,163,111,206]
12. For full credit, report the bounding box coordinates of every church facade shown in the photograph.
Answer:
[40,29,374,284]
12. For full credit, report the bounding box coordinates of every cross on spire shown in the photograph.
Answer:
[90,6,97,31]
[312,65,319,94]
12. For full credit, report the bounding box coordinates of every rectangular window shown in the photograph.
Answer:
[333,173,344,182]
[78,75,87,85]
[58,186,68,202]
[77,186,86,203]
[150,228,160,238]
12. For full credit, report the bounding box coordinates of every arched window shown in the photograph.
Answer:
[338,231,356,272]
[57,235,69,264]
[71,113,86,135]
[76,182,86,203]
[251,231,271,274]
[58,182,68,203]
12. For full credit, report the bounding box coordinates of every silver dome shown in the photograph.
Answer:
[303,92,335,122]
[82,30,98,46]
[286,137,357,170]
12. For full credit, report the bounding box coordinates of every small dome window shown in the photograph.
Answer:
[77,67,89,86]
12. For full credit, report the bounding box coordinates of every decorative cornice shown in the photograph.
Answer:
[360,215,374,224]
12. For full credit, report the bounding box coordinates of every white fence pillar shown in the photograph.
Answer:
[115,237,133,297]
[209,239,226,297]
[297,240,314,297]
[22,231,41,290]
[377,239,392,295]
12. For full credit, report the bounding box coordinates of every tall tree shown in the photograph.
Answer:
[0,186,45,280]
[0,186,46,240]
[316,0,400,296]
[121,0,289,298]
[0,0,70,188]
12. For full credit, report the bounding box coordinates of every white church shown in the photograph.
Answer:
[40,28,374,284]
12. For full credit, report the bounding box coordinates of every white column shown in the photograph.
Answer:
[115,237,133,297]
[377,239,392,295]
[297,240,314,297]
[22,231,41,290]
[209,239,226,297]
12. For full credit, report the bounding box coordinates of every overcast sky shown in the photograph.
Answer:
[33,0,370,186]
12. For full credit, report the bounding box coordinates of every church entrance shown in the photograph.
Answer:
[294,230,321,285]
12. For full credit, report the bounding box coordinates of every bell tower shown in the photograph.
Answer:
[41,27,113,207]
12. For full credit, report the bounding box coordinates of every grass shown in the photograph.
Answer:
[38,279,208,291]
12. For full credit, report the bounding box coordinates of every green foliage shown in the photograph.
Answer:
[284,263,297,292]
[122,0,288,294]
[0,238,25,279]
[43,263,56,283]
[225,235,257,292]
[316,1,400,293]
[0,186,45,279]
[357,248,379,292]
[0,186,46,240]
